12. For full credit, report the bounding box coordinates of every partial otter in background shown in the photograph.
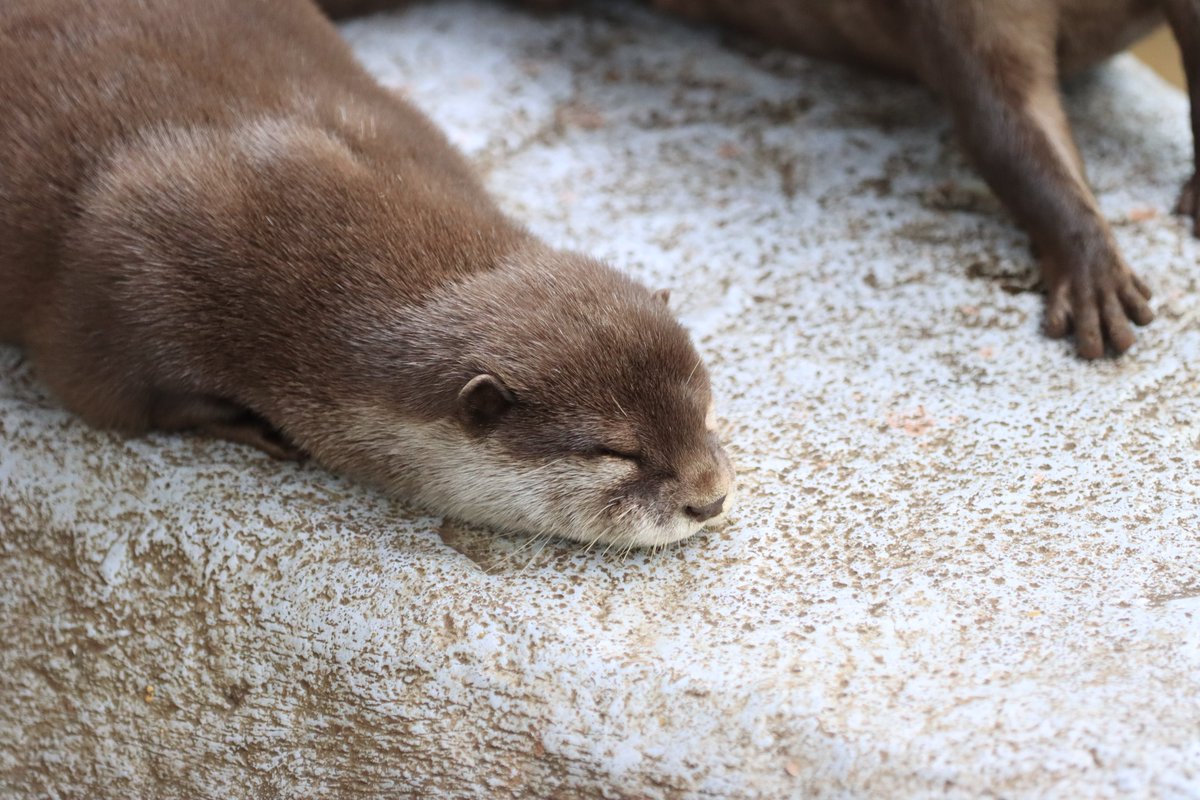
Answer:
[0,0,734,548]
[406,0,1198,359]
[642,0,1200,359]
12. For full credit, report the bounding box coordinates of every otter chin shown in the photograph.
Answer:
[0,0,732,548]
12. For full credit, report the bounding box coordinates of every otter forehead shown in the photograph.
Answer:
[406,244,703,385]
[468,253,708,405]
[506,302,707,408]
[469,251,703,383]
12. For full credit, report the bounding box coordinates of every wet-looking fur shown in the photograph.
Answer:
[0,0,734,548]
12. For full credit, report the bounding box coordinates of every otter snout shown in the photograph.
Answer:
[677,442,735,532]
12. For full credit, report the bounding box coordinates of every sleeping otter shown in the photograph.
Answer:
[0,0,734,548]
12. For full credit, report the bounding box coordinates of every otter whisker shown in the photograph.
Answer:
[483,539,533,576]
[580,497,623,554]
[496,532,551,575]
[485,523,554,575]
[516,531,558,578]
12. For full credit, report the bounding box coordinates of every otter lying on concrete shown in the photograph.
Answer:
[0,0,734,548]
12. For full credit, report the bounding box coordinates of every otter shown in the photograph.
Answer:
[0,0,734,548]
[409,0,1198,359]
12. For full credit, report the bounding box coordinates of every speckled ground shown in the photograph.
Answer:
[1,2,1198,798]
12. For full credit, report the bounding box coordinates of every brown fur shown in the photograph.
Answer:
[530,0,1200,358]
[0,0,733,546]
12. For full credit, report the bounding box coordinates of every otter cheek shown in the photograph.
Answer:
[544,459,641,546]
[578,476,667,548]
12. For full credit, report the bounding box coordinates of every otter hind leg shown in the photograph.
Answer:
[151,394,306,461]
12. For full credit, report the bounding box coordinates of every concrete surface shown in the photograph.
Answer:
[2,2,1199,797]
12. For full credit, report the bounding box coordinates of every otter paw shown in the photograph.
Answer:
[1178,174,1200,237]
[1043,262,1154,359]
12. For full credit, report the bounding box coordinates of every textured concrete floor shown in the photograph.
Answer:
[1,2,1198,797]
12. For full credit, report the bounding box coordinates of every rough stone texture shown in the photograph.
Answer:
[2,2,1198,797]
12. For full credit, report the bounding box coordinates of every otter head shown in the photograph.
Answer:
[335,243,735,549]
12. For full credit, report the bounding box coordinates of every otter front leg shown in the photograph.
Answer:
[1164,0,1200,235]
[151,394,306,461]
[905,1,1154,358]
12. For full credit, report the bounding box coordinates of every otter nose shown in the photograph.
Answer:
[684,495,726,523]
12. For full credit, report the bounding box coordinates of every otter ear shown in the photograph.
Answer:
[458,374,515,429]
[652,288,671,307]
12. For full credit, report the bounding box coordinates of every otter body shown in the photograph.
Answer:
[0,0,734,547]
